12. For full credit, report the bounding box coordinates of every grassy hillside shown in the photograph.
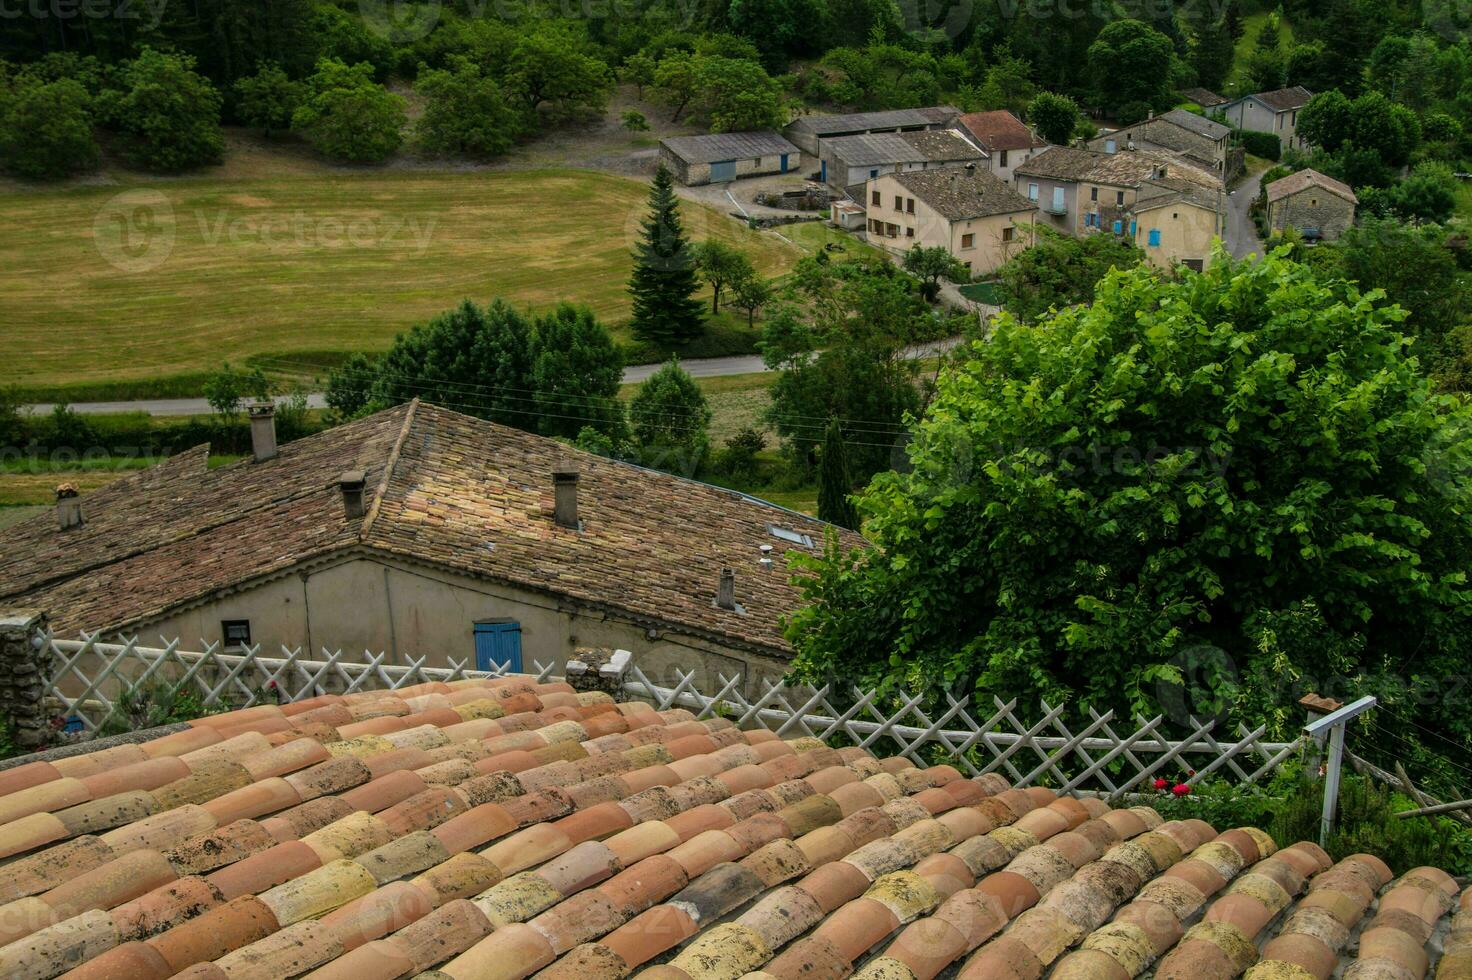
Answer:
[2,169,801,397]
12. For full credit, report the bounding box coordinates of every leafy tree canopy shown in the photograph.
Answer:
[101,47,224,172]
[997,228,1144,323]
[0,75,98,178]
[788,249,1472,750]
[415,57,523,159]
[291,58,405,162]
[1026,91,1078,147]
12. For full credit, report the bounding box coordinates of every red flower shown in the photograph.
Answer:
[1186,769,1196,777]
[1171,784,1191,797]
[1152,778,1170,790]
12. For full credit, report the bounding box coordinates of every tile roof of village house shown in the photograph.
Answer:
[1247,85,1314,111]
[887,167,1036,220]
[955,110,1045,152]
[786,106,960,136]
[660,131,800,164]
[1015,146,1219,188]
[0,401,862,655]
[825,130,983,167]
[1265,167,1358,204]
[1178,87,1228,108]
[1154,108,1231,140]
[0,684,1463,980]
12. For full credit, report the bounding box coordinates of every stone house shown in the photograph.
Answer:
[783,105,960,157]
[1013,146,1220,238]
[863,165,1037,275]
[954,110,1048,182]
[1220,86,1314,153]
[818,130,983,194]
[0,400,863,694]
[1264,168,1358,241]
[1088,109,1241,181]
[658,131,802,186]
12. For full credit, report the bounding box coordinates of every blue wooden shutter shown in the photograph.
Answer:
[1148,228,1161,247]
[474,622,522,673]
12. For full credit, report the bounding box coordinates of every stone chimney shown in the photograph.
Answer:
[339,470,366,519]
[716,568,736,610]
[248,402,277,462]
[553,463,579,529]
[55,483,82,530]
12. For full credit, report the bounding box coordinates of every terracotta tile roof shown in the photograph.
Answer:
[1015,147,1219,189]
[1247,85,1314,112]
[955,111,1044,152]
[0,402,862,655]
[1265,168,1358,205]
[886,167,1036,220]
[1179,87,1228,108]
[0,687,1462,980]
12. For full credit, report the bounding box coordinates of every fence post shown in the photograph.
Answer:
[1302,694,1377,848]
[0,609,52,750]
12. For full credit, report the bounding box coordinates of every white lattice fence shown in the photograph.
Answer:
[46,634,555,734]
[623,666,1304,799]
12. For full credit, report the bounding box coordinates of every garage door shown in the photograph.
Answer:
[710,160,737,182]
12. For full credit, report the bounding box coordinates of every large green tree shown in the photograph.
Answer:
[102,48,224,172]
[628,164,706,346]
[0,75,98,179]
[1086,20,1175,114]
[629,359,713,473]
[529,303,627,440]
[291,58,405,162]
[414,58,522,159]
[787,250,1472,752]
[1026,92,1078,147]
[997,229,1144,323]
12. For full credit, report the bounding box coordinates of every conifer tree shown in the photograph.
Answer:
[817,419,860,529]
[629,163,705,345]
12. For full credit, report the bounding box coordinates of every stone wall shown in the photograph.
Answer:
[1269,188,1355,240]
[0,610,51,750]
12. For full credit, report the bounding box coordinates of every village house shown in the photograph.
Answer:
[1131,180,1224,271]
[1220,85,1314,153]
[783,105,960,157]
[1264,168,1358,241]
[1013,145,1220,238]
[1088,108,1241,181]
[954,110,1048,181]
[0,401,862,693]
[658,131,802,186]
[818,130,983,194]
[1178,87,1228,109]
[863,165,1037,275]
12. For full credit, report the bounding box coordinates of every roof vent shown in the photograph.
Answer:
[56,484,82,531]
[553,463,580,529]
[339,470,366,519]
[248,402,277,463]
[715,567,737,610]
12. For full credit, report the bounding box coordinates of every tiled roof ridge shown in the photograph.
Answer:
[358,396,419,541]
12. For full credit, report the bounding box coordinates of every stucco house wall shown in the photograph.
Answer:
[131,553,792,695]
[863,173,1034,275]
[1267,187,1355,240]
[1134,202,1219,270]
[986,145,1044,183]
[1015,175,1078,231]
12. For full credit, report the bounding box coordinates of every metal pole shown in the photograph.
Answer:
[1321,722,1346,848]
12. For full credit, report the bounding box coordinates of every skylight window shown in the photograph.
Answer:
[769,526,815,548]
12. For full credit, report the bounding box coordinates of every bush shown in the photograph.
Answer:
[101,48,224,172]
[0,76,99,179]
[628,359,712,474]
[1116,100,1152,125]
[716,428,766,480]
[1235,128,1282,161]
[292,58,406,162]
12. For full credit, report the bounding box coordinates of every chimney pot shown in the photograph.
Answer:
[56,483,82,530]
[553,463,580,529]
[339,470,366,519]
[716,567,736,610]
[248,402,277,462]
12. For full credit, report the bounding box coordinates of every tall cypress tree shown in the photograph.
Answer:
[629,164,705,346]
[817,419,860,530]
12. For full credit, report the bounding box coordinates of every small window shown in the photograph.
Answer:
[1172,212,1179,219]
[871,191,881,206]
[1115,191,1125,206]
[1309,197,1317,207]
[1090,187,1098,202]
[1105,139,1117,153]
[999,149,1009,167]
[905,226,914,238]
[752,157,761,165]
[870,169,878,178]
[906,198,915,214]
[961,233,975,248]
[769,525,815,547]
[1148,228,1161,247]
[1028,182,1039,201]
[1002,226,1014,242]
[222,620,252,648]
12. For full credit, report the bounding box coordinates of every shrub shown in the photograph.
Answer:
[716,427,766,480]
[0,76,98,179]
[1235,128,1282,161]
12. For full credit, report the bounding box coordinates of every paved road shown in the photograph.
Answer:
[1224,170,1265,260]
[27,343,958,417]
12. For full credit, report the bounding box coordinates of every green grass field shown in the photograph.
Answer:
[2,169,803,397]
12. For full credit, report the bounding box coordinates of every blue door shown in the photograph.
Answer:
[779,154,789,173]
[710,160,736,182]
[820,159,827,182]
[474,622,522,673]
